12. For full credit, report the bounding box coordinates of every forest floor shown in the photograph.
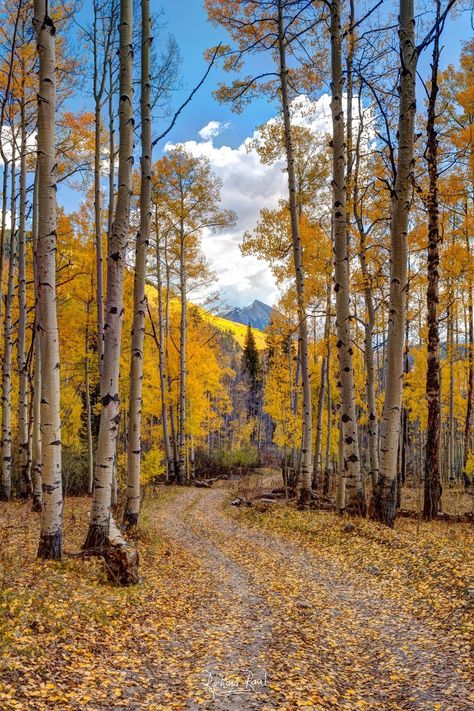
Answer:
[0,478,473,710]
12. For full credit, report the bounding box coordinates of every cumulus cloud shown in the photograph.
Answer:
[166,94,335,308]
[198,120,230,141]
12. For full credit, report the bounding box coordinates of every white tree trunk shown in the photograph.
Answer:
[34,1,63,559]
[31,168,42,513]
[372,0,416,525]
[330,0,364,514]
[1,150,16,502]
[84,0,134,549]
[178,224,187,485]
[18,82,31,498]
[125,0,152,525]
[156,228,173,481]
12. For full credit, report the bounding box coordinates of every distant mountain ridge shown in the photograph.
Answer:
[224,300,274,331]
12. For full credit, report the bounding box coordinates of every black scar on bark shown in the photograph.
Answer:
[102,393,120,407]
[37,530,62,560]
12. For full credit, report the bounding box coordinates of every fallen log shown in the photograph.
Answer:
[396,509,473,524]
[101,519,140,585]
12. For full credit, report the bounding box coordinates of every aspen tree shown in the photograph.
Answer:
[1,146,16,502]
[329,0,364,514]
[371,0,416,525]
[84,0,134,549]
[31,171,42,512]
[125,0,152,524]
[277,0,313,503]
[34,0,63,559]
[372,0,457,524]
[423,0,442,519]
[91,0,117,378]
[18,68,30,497]
[155,223,173,481]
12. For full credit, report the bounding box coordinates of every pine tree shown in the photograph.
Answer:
[242,324,261,422]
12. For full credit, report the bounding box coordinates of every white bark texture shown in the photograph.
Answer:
[31,169,42,512]
[330,0,364,514]
[1,153,16,502]
[372,0,416,525]
[18,88,31,497]
[84,0,134,548]
[125,0,151,524]
[34,1,63,559]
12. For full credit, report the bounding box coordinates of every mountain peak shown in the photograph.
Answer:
[223,300,274,331]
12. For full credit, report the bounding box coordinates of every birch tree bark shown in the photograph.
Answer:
[330,0,364,514]
[34,1,63,559]
[277,0,312,503]
[125,0,152,525]
[84,0,134,549]
[372,0,416,525]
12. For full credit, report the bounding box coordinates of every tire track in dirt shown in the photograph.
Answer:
[154,485,472,710]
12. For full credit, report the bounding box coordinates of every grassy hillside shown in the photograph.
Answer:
[202,311,267,350]
[145,284,267,350]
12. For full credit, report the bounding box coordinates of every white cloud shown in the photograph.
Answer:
[166,94,336,308]
[198,120,230,141]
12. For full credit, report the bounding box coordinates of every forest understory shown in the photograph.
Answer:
[1,474,472,711]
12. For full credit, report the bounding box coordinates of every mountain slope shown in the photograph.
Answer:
[224,300,274,331]
[145,285,266,350]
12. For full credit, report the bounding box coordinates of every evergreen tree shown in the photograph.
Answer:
[242,325,262,421]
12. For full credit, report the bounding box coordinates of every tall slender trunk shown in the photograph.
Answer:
[84,0,134,549]
[313,280,331,488]
[0,4,20,332]
[156,226,173,480]
[31,170,42,512]
[85,300,94,495]
[330,0,364,514]
[372,0,416,526]
[447,307,455,482]
[18,75,31,498]
[0,162,9,330]
[423,0,442,518]
[108,57,115,240]
[1,149,16,502]
[278,0,312,503]
[323,328,332,496]
[34,1,63,559]
[178,223,187,485]
[354,118,379,488]
[125,0,151,524]
[93,16,105,379]
[463,236,473,486]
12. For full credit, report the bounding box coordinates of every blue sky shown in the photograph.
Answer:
[152,1,471,150]
[70,1,473,157]
[64,1,472,307]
